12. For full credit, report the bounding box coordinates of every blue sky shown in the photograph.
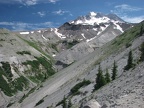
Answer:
[0,0,143,31]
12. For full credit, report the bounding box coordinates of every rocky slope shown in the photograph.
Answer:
[6,20,143,108]
[37,20,144,108]
[0,12,142,108]
[0,29,55,108]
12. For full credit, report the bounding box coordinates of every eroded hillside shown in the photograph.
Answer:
[0,15,143,108]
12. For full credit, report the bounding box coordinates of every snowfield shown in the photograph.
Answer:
[20,32,29,35]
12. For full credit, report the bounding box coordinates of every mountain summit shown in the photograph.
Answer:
[69,12,124,25]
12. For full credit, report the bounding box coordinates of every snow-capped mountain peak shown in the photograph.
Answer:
[89,11,97,17]
[70,12,110,25]
[69,12,125,26]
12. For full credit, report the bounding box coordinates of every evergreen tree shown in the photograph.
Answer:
[94,64,106,90]
[62,96,67,108]
[124,50,133,70]
[68,99,72,108]
[105,69,111,83]
[140,42,144,61]
[111,61,117,80]
[100,72,106,87]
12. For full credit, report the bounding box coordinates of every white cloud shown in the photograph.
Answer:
[69,13,73,16]
[24,0,37,6]
[53,9,72,16]
[115,4,143,12]
[121,15,144,23]
[0,22,14,25]
[0,0,59,6]
[0,21,54,31]
[111,4,144,23]
[53,9,67,15]
[0,0,37,6]
[37,11,46,17]
[49,0,59,3]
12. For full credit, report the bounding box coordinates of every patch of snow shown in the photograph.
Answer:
[52,54,56,57]
[61,37,66,39]
[20,32,29,35]
[78,39,83,41]
[74,20,84,25]
[31,31,34,34]
[70,21,74,24]
[81,33,86,39]
[71,16,110,25]
[97,32,101,35]
[97,24,109,35]
[101,25,109,31]
[50,28,53,32]
[93,28,97,31]
[54,28,66,39]
[112,20,124,33]
[86,36,97,42]
[42,35,47,40]
[89,12,97,17]
[37,30,41,33]
[87,16,110,25]
[101,26,106,31]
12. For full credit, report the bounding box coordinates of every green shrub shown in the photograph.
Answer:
[0,65,29,96]
[19,87,36,103]
[56,96,67,107]
[125,43,132,48]
[13,76,29,91]
[0,67,13,96]
[7,102,14,107]
[1,62,13,79]
[70,79,91,94]
[22,56,55,82]
[35,99,44,106]
[16,51,31,55]
[51,43,58,52]
[62,40,79,49]
[0,39,5,41]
